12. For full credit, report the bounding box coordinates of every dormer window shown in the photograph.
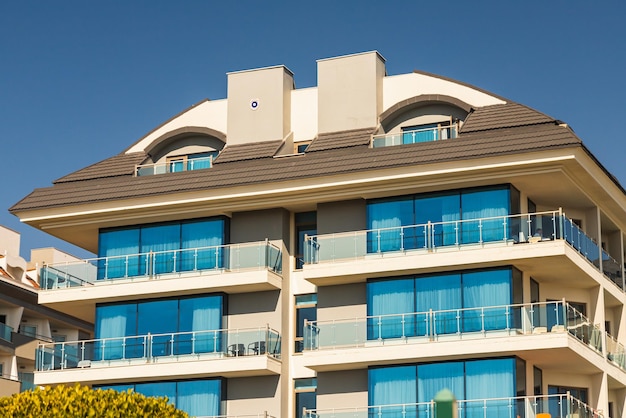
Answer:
[136,151,218,176]
[372,121,458,148]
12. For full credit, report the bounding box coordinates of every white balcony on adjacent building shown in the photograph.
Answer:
[35,326,281,386]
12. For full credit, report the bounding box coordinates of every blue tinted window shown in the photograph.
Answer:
[135,381,177,406]
[178,379,222,417]
[96,379,222,417]
[179,296,223,354]
[98,217,226,279]
[461,188,509,243]
[181,219,225,271]
[367,197,413,252]
[415,274,461,335]
[463,269,511,331]
[369,358,517,408]
[369,365,417,409]
[367,186,512,253]
[141,224,180,274]
[417,361,464,403]
[367,268,514,338]
[415,193,460,247]
[367,278,415,339]
[98,228,140,279]
[96,295,223,338]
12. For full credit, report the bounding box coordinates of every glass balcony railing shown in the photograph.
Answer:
[303,301,603,354]
[304,211,624,290]
[207,415,276,418]
[304,393,603,418]
[36,326,281,372]
[0,322,13,342]
[372,123,458,148]
[40,240,282,290]
[605,332,626,371]
[135,155,213,176]
[304,211,559,264]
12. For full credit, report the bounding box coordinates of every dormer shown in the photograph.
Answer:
[373,94,472,148]
[135,128,226,176]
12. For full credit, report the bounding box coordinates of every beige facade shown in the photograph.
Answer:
[10,51,626,417]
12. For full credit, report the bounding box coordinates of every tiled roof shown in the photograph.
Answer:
[307,127,376,152]
[54,152,148,184]
[10,123,582,212]
[460,103,555,133]
[214,140,284,163]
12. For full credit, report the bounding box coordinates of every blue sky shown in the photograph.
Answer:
[1,1,625,259]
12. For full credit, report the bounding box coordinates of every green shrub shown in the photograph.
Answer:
[0,384,189,417]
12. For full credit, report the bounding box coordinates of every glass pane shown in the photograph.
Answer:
[179,296,223,354]
[465,358,515,418]
[141,224,180,275]
[367,278,415,339]
[417,361,464,403]
[177,379,221,417]
[462,269,511,332]
[415,193,460,248]
[416,274,461,335]
[95,303,137,360]
[461,188,509,243]
[367,198,413,252]
[181,219,225,271]
[138,300,178,357]
[369,365,417,409]
[98,228,140,279]
[135,382,177,406]
[296,391,316,418]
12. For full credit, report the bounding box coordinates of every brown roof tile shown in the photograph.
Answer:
[214,140,283,163]
[306,127,376,152]
[10,124,583,212]
[54,152,148,184]
[460,103,555,133]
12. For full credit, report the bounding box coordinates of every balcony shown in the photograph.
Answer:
[303,301,602,354]
[135,155,213,176]
[35,326,281,385]
[372,123,458,148]
[305,393,602,418]
[303,211,624,291]
[605,332,626,372]
[0,322,13,342]
[297,301,615,375]
[38,241,282,313]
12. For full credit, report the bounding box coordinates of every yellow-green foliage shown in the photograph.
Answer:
[0,384,189,417]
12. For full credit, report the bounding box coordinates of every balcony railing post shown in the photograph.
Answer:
[61,343,66,370]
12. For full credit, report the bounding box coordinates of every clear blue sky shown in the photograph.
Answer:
[1,1,625,259]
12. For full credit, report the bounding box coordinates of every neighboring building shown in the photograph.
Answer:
[9,51,626,417]
[0,226,92,397]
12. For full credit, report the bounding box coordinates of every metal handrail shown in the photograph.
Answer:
[41,240,282,289]
[372,122,459,148]
[135,155,213,176]
[304,393,603,418]
[36,326,282,371]
[303,300,603,354]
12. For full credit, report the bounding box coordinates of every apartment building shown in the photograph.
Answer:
[0,226,91,397]
[9,51,626,417]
